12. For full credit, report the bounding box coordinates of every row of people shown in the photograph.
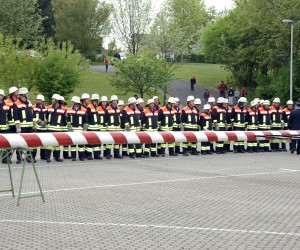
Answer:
[0,86,296,163]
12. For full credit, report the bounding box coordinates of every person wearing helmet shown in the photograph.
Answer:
[172,97,182,154]
[199,104,213,155]
[97,96,109,157]
[288,102,300,154]
[153,96,161,111]
[85,94,102,160]
[231,97,248,153]
[121,97,144,159]
[45,94,67,162]
[81,93,90,109]
[158,97,177,156]
[269,98,283,152]
[223,98,233,152]
[245,100,259,153]
[6,86,19,133]
[194,98,202,113]
[136,98,144,113]
[258,100,272,152]
[207,97,216,112]
[32,95,48,160]
[282,100,294,152]
[105,95,123,159]
[13,87,36,163]
[67,96,88,161]
[211,97,226,154]
[117,100,128,157]
[181,96,199,156]
[0,89,11,164]
[141,99,159,157]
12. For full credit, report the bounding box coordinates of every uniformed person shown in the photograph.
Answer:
[98,96,109,157]
[212,97,226,154]
[245,100,259,153]
[258,100,272,152]
[282,100,293,152]
[199,104,213,155]
[173,97,182,154]
[270,98,283,151]
[6,86,19,133]
[0,89,11,164]
[288,102,300,154]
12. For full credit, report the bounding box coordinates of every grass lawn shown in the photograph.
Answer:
[173,63,232,88]
[71,70,163,104]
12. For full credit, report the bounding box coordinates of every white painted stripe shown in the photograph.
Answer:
[145,131,164,143]
[193,132,209,142]
[2,134,28,148]
[215,131,229,141]
[170,131,188,142]
[120,132,141,144]
[95,132,115,144]
[0,169,299,197]
[0,219,299,237]
[36,133,59,146]
[66,132,88,145]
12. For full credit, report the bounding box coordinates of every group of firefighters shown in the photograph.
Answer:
[0,86,295,164]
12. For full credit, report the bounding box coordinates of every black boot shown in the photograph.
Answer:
[94,151,102,160]
[114,149,123,159]
[191,148,199,155]
[233,145,238,153]
[169,147,178,156]
[160,148,166,157]
[105,149,111,159]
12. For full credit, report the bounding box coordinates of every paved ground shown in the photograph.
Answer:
[1,151,300,249]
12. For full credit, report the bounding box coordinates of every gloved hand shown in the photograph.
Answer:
[125,125,131,131]
[33,122,37,131]
[204,127,208,131]
[214,124,219,131]
[16,124,21,133]
[40,121,46,127]
[67,124,73,132]
[83,123,88,131]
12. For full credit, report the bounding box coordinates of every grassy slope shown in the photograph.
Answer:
[174,63,231,88]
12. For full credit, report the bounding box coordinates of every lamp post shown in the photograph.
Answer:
[282,19,294,101]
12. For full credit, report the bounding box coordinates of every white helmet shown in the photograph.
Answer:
[223,98,229,104]
[273,98,280,103]
[239,97,247,103]
[118,100,124,106]
[100,96,108,102]
[187,96,195,102]
[81,93,90,100]
[128,97,137,104]
[71,96,81,104]
[208,97,215,103]
[9,86,18,95]
[217,97,225,103]
[194,98,201,105]
[203,104,211,110]
[60,96,65,102]
[251,100,258,107]
[110,95,118,101]
[260,99,264,104]
[167,97,176,104]
[19,87,28,95]
[0,89,5,96]
[36,94,45,101]
[264,100,270,106]
[287,100,294,105]
[147,99,154,105]
[91,93,100,101]
[136,98,144,104]
[174,97,180,103]
[153,96,159,100]
[254,98,260,103]
[52,94,60,100]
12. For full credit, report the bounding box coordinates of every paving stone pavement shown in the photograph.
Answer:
[1,152,300,249]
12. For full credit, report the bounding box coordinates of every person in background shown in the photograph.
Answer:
[203,89,210,104]
[234,87,240,105]
[218,81,227,98]
[190,75,196,91]
[104,57,109,72]
[241,87,247,97]
[228,87,234,106]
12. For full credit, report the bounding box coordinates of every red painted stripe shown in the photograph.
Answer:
[244,131,257,141]
[0,135,11,148]
[20,133,43,147]
[110,132,128,144]
[224,131,238,141]
[160,132,176,143]
[52,133,73,146]
[260,131,275,140]
[203,132,219,141]
[135,132,153,143]
[82,132,101,144]
[182,131,198,142]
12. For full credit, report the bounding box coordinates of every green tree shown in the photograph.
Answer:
[113,0,152,55]
[34,40,88,101]
[53,0,112,56]
[38,0,55,38]
[110,49,175,98]
[0,0,43,42]
[107,39,119,56]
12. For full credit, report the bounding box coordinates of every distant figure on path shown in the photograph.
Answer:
[228,86,234,106]
[203,89,211,104]
[218,81,227,98]
[104,57,109,72]
[190,75,196,91]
